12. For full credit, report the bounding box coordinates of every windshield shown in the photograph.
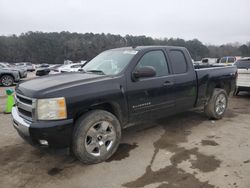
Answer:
[84,50,138,75]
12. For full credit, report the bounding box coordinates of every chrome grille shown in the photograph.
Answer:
[15,93,36,121]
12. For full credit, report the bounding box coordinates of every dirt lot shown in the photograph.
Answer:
[0,91,250,188]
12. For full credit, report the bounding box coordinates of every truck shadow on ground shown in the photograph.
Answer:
[123,111,220,188]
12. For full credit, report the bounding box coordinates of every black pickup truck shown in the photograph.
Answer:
[12,46,237,164]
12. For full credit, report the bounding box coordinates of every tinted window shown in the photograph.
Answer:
[135,50,169,77]
[228,57,235,63]
[169,50,187,74]
[236,60,250,69]
[220,58,227,63]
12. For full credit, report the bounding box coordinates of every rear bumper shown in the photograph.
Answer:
[237,86,250,92]
[20,71,27,78]
[12,106,74,148]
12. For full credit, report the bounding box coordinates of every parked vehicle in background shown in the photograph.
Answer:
[201,58,218,64]
[64,60,73,65]
[0,62,27,78]
[16,62,36,72]
[12,46,237,164]
[234,57,250,94]
[58,62,87,73]
[218,56,240,66]
[49,64,63,74]
[36,64,50,76]
[51,62,87,73]
[0,66,20,86]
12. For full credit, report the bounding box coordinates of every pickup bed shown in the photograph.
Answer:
[12,46,237,164]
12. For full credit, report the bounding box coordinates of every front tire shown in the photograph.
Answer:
[0,75,14,86]
[204,88,228,120]
[72,110,121,164]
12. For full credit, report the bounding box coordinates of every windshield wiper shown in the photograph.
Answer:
[85,70,105,75]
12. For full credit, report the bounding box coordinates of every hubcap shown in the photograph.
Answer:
[2,76,13,86]
[85,121,116,157]
[215,94,226,115]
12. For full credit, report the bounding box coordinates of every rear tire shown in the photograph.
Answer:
[0,75,14,86]
[72,110,121,164]
[204,88,228,120]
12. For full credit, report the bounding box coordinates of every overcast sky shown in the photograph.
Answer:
[0,0,249,45]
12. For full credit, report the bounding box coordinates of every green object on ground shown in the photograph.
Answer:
[5,89,15,113]
[6,88,14,96]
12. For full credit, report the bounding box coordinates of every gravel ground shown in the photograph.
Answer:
[0,89,250,188]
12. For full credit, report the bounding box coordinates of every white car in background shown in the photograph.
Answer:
[53,62,87,73]
[201,58,218,64]
[234,57,250,95]
[15,62,36,71]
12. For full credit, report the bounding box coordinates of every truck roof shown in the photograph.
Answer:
[109,46,187,51]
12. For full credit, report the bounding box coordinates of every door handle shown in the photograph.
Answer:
[163,81,174,86]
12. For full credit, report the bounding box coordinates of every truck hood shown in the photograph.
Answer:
[16,72,110,98]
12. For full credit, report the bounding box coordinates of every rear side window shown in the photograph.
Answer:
[169,50,188,74]
[135,50,169,77]
[228,57,235,63]
[220,58,227,63]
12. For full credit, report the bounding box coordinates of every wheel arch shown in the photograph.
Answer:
[0,73,14,85]
[206,81,231,100]
[74,102,124,126]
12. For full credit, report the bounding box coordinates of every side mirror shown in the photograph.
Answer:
[132,66,156,80]
[78,68,84,72]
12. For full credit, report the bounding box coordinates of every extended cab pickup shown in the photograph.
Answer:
[12,46,237,164]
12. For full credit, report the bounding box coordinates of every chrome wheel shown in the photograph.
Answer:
[85,121,116,157]
[215,93,226,115]
[1,75,13,86]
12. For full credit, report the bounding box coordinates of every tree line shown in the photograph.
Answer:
[0,31,249,64]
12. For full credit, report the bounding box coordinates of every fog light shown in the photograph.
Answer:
[39,140,48,146]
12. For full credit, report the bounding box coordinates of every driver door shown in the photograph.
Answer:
[126,50,175,122]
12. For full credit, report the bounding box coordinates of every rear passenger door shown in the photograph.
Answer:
[127,50,175,121]
[167,49,197,111]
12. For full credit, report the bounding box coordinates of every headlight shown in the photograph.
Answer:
[37,97,67,120]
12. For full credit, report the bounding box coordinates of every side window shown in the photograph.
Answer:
[169,50,188,74]
[228,57,235,63]
[220,58,227,63]
[135,50,169,77]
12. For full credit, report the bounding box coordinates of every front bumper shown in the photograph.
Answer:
[12,106,74,148]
